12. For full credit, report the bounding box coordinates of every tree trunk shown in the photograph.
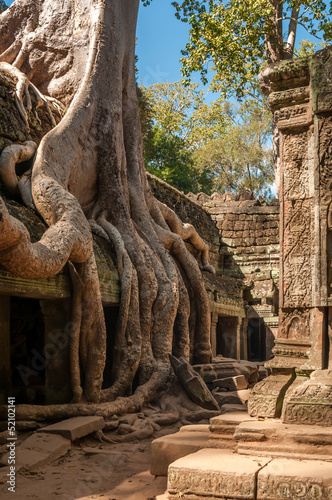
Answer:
[0,0,214,419]
[265,0,284,63]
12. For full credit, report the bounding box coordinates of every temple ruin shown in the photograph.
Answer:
[1,12,332,499]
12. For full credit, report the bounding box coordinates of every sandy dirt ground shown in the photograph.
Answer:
[0,424,178,500]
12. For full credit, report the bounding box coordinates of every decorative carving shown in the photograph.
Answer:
[280,309,310,340]
[283,199,313,308]
[258,478,332,500]
[248,372,295,418]
[282,371,332,426]
[319,116,332,204]
[274,103,312,130]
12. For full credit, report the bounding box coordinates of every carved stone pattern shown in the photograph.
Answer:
[283,131,310,200]
[283,199,313,307]
[319,116,332,204]
[248,395,278,418]
[284,403,332,426]
[168,468,255,497]
[272,347,308,358]
[259,477,332,499]
[280,308,310,340]
[275,104,310,129]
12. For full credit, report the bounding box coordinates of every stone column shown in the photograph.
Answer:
[241,318,248,361]
[40,299,72,404]
[236,317,241,360]
[251,49,332,423]
[0,295,11,404]
[210,312,218,358]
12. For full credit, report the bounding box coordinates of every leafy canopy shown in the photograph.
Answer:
[138,81,274,198]
[168,1,332,98]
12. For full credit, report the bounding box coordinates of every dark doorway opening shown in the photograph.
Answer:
[247,318,266,361]
[11,297,45,404]
[216,316,238,359]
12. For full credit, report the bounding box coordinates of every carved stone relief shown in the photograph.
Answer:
[280,309,310,340]
[283,199,313,307]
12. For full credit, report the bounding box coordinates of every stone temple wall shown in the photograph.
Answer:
[187,190,280,358]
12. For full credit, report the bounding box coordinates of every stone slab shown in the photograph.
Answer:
[151,427,210,476]
[38,416,105,440]
[0,433,70,471]
[167,449,270,499]
[213,375,248,391]
[235,419,332,461]
[257,458,332,499]
[220,404,248,414]
[214,389,249,406]
[208,412,256,449]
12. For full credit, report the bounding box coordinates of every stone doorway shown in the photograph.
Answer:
[216,316,238,358]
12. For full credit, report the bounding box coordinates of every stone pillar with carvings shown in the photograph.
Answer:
[249,48,332,424]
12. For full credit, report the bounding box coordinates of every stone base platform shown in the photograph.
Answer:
[282,370,332,426]
[159,412,332,499]
[165,448,332,500]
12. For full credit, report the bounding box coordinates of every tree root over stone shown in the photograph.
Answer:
[0,0,215,421]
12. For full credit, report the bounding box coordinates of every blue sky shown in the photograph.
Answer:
[136,1,191,86]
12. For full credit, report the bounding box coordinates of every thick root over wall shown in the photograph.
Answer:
[0,0,214,420]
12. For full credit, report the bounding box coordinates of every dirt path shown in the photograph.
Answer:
[0,426,178,500]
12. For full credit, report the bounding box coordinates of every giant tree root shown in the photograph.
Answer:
[0,0,215,413]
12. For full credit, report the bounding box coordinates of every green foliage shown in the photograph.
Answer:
[0,1,7,14]
[294,38,329,57]
[145,125,214,193]
[138,82,215,193]
[138,81,274,198]
[171,1,332,98]
[195,99,274,198]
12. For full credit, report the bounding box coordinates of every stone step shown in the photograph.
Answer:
[164,447,332,499]
[257,458,332,499]
[235,418,332,461]
[151,424,210,476]
[213,388,250,407]
[208,411,256,448]
[167,448,269,499]
[38,415,104,441]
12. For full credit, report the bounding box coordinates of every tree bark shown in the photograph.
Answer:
[0,0,214,419]
[265,0,284,63]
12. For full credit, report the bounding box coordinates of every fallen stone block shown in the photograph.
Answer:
[213,389,249,406]
[0,433,70,471]
[220,404,247,414]
[167,449,269,499]
[170,355,220,411]
[213,375,248,391]
[151,425,210,476]
[38,416,104,440]
[257,458,332,499]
